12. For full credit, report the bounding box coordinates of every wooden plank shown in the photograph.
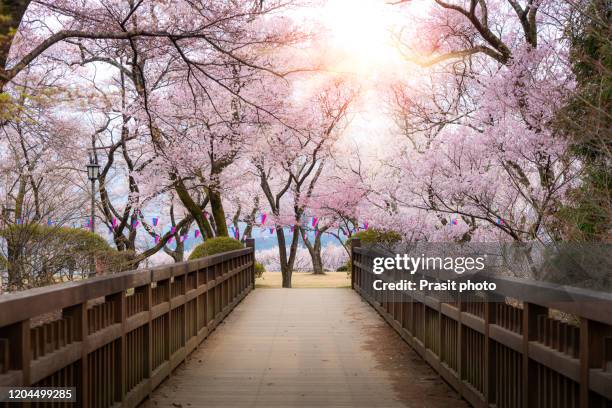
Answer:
[145,289,468,408]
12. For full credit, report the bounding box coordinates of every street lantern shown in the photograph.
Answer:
[87,154,100,181]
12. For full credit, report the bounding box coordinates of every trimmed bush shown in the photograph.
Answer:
[339,228,402,275]
[96,249,137,274]
[351,228,402,247]
[189,237,244,260]
[254,262,265,278]
[0,224,121,289]
[336,262,350,272]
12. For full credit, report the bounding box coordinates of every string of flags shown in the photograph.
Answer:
[10,209,377,248]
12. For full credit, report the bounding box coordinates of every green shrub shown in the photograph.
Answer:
[338,229,402,276]
[351,229,402,247]
[254,262,265,278]
[189,237,244,260]
[97,250,137,273]
[0,224,117,289]
[336,262,350,272]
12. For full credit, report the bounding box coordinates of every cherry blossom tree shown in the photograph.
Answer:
[252,76,355,285]
[384,0,580,244]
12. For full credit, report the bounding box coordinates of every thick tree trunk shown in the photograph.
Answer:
[208,189,228,237]
[174,180,214,238]
[276,226,301,287]
[302,227,325,274]
[276,229,292,287]
[240,200,259,242]
[311,249,324,274]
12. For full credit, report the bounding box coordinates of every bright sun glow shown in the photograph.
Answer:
[319,0,406,75]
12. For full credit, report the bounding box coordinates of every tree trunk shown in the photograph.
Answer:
[275,226,301,287]
[174,179,214,238]
[301,227,325,274]
[208,189,228,237]
[276,229,292,287]
[0,0,31,90]
[311,249,324,274]
[281,264,292,288]
[241,198,259,242]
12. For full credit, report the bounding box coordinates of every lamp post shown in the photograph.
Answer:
[86,152,100,277]
[86,153,100,232]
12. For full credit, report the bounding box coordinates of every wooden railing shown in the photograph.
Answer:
[0,239,256,407]
[351,239,612,408]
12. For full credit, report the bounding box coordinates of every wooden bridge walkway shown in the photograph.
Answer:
[144,289,466,408]
[1,241,611,407]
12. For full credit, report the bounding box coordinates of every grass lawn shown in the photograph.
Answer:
[256,271,351,288]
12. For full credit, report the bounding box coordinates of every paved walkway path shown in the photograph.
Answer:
[144,289,468,408]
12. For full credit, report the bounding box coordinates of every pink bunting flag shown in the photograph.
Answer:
[168,236,174,244]
[311,217,318,227]
[260,213,267,225]
[496,217,504,225]
[112,217,117,228]
[155,235,160,244]
[363,222,369,230]
[194,229,200,238]
[171,226,176,235]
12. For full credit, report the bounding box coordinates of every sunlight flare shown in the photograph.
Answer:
[319,0,405,75]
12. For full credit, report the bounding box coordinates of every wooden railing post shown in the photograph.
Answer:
[139,283,153,382]
[63,302,88,407]
[246,238,255,289]
[350,238,361,290]
[522,302,547,408]
[580,318,612,407]
[0,319,31,385]
[108,291,126,403]
[485,294,499,405]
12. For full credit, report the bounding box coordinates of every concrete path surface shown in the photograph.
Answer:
[143,289,468,408]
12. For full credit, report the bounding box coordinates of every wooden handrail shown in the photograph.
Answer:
[351,240,612,408]
[0,241,255,407]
